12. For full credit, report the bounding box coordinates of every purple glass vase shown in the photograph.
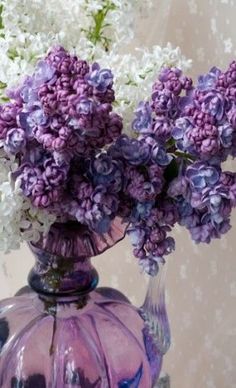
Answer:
[0,220,170,387]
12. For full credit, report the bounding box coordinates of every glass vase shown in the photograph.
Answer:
[0,221,170,387]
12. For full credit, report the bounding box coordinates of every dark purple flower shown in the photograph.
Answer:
[90,154,122,192]
[127,178,156,203]
[148,164,164,192]
[46,46,73,73]
[109,135,150,165]
[189,219,231,244]
[0,102,22,140]
[152,89,176,114]
[168,176,188,198]
[159,67,182,82]
[152,116,172,141]
[18,164,42,197]
[156,67,183,95]
[42,158,67,187]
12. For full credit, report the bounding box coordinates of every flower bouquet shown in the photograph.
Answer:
[0,1,235,387]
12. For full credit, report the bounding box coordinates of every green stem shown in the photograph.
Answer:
[85,1,116,50]
[173,151,196,162]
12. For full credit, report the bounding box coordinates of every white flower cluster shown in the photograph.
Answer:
[0,1,191,129]
[0,153,55,252]
[99,44,192,130]
[0,0,150,87]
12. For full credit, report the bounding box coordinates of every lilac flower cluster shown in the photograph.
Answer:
[128,64,236,274]
[173,63,236,162]
[108,134,176,275]
[0,47,123,233]
[168,163,236,244]
[1,49,236,276]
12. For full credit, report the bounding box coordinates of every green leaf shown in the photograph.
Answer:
[125,78,138,87]
[0,80,7,89]
[0,4,4,30]
[8,48,19,60]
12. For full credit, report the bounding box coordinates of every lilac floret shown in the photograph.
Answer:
[132,102,152,133]
[197,67,221,91]
[87,63,113,93]
[4,127,26,154]
[109,135,151,166]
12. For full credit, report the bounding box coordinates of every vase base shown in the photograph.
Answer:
[0,286,161,387]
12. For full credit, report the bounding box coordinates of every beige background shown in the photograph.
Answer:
[1,1,236,387]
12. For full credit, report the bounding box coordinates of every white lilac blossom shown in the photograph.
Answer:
[0,0,150,86]
[0,1,191,130]
[0,153,55,252]
[101,45,192,130]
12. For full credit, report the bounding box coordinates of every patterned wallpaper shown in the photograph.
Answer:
[1,1,236,387]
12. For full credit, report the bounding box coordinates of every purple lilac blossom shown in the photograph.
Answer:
[4,127,26,154]
[0,47,124,236]
[128,62,236,274]
[174,63,236,161]
[109,135,151,166]
[87,63,113,93]
[1,48,236,277]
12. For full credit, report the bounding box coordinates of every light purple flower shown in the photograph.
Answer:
[151,143,173,166]
[219,123,234,148]
[20,77,38,105]
[172,117,193,151]
[197,67,221,91]
[186,162,220,191]
[132,102,152,133]
[34,60,56,85]
[19,109,48,140]
[201,90,225,121]
[76,99,94,115]
[4,127,26,154]
[87,63,113,93]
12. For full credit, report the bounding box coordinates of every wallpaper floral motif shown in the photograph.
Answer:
[0,1,236,387]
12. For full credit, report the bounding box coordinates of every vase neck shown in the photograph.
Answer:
[140,264,171,356]
[28,244,98,299]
